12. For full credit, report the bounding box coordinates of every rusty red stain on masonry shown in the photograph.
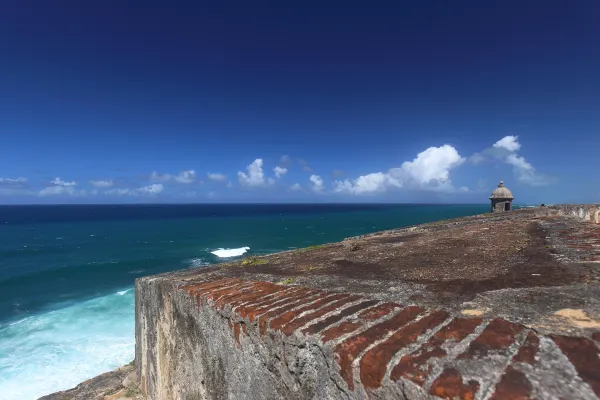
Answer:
[257,295,322,335]
[215,283,282,309]
[246,289,320,322]
[269,294,350,332]
[489,366,532,400]
[360,310,449,389]
[592,332,600,342]
[457,318,523,359]
[513,331,540,365]
[302,300,379,335]
[239,288,311,319]
[552,335,600,397]
[334,306,423,390]
[281,295,362,336]
[226,283,285,308]
[319,302,403,343]
[359,303,402,321]
[429,368,479,400]
[206,282,257,305]
[321,321,363,343]
[237,287,302,318]
[241,323,247,336]
[233,323,241,346]
[201,282,252,303]
[391,317,482,385]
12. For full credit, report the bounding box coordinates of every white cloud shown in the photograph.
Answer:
[290,183,302,191]
[105,188,132,196]
[332,145,465,196]
[207,173,228,182]
[105,184,164,196]
[334,172,402,194]
[138,183,164,194]
[0,177,27,184]
[472,136,556,187]
[309,175,324,192]
[51,177,77,187]
[174,170,196,184]
[39,177,84,196]
[238,159,273,187]
[150,170,196,184]
[493,135,521,152]
[392,145,465,186]
[274,166,288,178]
[89,179,114,188]
[506,154,555,186]
[39,186,85,197]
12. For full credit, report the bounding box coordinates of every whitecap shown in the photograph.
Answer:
[188,258,208,268]
[211,247,250,258]
[0,290,135,399]
[116,289,131,296]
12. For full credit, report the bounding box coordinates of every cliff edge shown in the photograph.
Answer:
[132,205,600,399]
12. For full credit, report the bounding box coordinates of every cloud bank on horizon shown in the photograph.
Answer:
[0,135,559,203]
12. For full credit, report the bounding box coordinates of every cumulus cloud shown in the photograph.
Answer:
[334,172,402,194]
[105,184,164,196]
[290,183,302,191]
[309,175,324,192]
[0,177,27,184]
[335,145,465,195]
[89,179,114,188]
[392,145,465,186]
[150,170,196,184]
[274,166,288,178]
[51,177,77,187]
[207,173,227,182]
[493,135,521,152]
[238,159,274,187]
[39,177,85,196]
[471,136,556,186]
[173,170,196,184]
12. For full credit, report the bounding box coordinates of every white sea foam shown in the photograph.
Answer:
[188,258,208,267]
[116,289,131,296]
[0,289,135,400]
[210,246,250,258]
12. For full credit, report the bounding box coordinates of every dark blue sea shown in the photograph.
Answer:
[0,203,489,399]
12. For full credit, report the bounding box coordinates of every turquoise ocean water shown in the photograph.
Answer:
[0,204,488,399]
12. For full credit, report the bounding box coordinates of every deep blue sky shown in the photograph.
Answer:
[1,1,598,204]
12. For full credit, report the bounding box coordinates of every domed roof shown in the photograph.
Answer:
[489,181,514,199]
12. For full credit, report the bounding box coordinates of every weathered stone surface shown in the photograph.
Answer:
[39,363,141,400]
[131,206,600,400]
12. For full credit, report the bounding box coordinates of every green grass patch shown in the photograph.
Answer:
[279,277,296,285]
[240,256,269,266]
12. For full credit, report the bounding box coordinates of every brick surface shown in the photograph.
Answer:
[512,331,540,365]
[457,318,523,359]
[178,278,600,398]
[489,366,532,400]
[333,306,423,390]
[269,294,351,332]
[360,310,449,389]
[429,368,479,400]
[302,300,379,335]
[391,317,482,385]
[552,335,600,397]
[281,295,362,336]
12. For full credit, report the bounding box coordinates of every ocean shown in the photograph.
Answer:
[0,203,488,399]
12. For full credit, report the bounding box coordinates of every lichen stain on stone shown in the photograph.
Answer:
[554,308,600,329]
